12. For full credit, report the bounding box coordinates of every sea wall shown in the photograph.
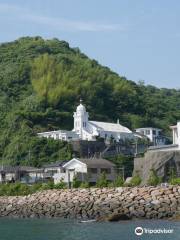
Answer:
[0,186,179,220]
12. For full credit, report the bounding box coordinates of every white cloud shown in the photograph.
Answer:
[0,3,123,32]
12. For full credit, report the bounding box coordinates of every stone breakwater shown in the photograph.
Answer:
[0,186,179,220]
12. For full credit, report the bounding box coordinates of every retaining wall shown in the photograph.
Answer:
[0,186,179,220]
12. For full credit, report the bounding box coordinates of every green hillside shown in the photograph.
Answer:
[0,36,180,166]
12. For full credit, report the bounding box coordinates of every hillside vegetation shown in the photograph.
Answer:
[0,36,180,166]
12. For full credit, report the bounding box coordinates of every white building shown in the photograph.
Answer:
[135,127,166,146]
[170,121,180,147]
[37,130,79,142]
[147,121,180,152]
[38,100,134,142]
[51,157,116,185]
[0,166,44,183]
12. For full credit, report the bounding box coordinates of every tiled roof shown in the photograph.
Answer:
[0,166,42,173]
[76,158,115,167]
[43,160,68,168]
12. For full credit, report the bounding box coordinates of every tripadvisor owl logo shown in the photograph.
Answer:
[135,227,143,236]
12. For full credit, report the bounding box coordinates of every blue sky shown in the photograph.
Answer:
[0,0,180,89]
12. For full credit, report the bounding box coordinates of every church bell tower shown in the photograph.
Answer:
[73,99,89,138]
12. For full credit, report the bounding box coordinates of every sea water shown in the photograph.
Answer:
[0,218,179,240]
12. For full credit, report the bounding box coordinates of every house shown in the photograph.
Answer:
[0,166,44,183]
[43,161,67,179]
[146,121,180,152]
[52,158,116,185]
[135,127,166,146]
[38,100,135,142]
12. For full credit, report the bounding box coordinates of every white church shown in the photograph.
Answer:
[37,100,134,142]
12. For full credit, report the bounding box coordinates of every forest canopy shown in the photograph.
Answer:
[0,36,180,166]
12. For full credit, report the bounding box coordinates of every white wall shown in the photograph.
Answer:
[65,161,87,173]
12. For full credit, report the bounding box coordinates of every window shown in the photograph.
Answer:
[100,168,111,174]
[158,131,162,136]
[89,168,98,174]
[152,130,156,135]
[140,130,144,135]
[145,130,150,135]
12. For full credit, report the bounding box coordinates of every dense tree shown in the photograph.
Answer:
[0,36,179,166]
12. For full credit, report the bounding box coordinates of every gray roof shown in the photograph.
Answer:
[20,166,43,172]
[80,158,115,168]
[43,160,68,168]
[0,166,42,173]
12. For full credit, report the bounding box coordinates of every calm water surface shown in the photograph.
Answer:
[0,218,179,240]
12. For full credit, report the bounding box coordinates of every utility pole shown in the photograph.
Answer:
[67,170,71,189]
[122,166,125,181]
[134,138,138,157]
[28,149,31,166]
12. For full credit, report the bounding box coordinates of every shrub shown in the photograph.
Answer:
[130,175,141,187]
[169,178,180,185]
[31,183,43,192]
[0,182,31,196]
[54,179,66,189]
[38,183,48,190]
[80,182,89,188]
[72,176,81,188]
[113,176,124,187]
[147,169,162,186]
[96,172,108,188]
[107,182,114,187]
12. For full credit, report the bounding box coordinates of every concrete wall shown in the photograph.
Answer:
[134,150,180,184]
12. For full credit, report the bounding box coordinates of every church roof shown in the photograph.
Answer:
[89,121,132,133]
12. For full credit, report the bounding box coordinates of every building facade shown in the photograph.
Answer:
[51,158,116,185]
[170,121,180,147]
[38,100,134,142]
[0,166,44,183]
[135,127,166,146]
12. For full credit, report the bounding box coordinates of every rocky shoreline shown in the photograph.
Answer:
[0,186,179,220]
